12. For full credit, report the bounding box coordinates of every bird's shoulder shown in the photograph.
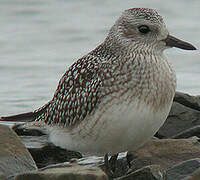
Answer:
[38,54,105,127]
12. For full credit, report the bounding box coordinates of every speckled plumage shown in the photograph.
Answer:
[1,8,196,156]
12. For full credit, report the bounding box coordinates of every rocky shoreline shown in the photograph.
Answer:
[0,91,200,180]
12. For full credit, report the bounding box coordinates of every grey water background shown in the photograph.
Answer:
[0,0,199,116]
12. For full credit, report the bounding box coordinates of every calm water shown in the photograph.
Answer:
[0,0,199,115]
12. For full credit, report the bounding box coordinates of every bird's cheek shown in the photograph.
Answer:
[122,28,137,39]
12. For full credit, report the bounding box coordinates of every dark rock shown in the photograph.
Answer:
[171,125,200,139]
[184,167,200,180]
[156,102,200,138]
[156,92,200,139]
[29,143,82,168]
[174,92,200,111]
[0,125,37,180]
[166,158,200,180]
[15,164,108,180]
[13,123,46,136]
[116,165,166,180]
[128,138,200,171]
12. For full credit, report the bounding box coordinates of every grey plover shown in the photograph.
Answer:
[0,8,196,174]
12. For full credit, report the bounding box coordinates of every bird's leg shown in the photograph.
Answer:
[104,153,119,178]
[126,153,133,168]
[104,153,112,177]
[109,153,119,172]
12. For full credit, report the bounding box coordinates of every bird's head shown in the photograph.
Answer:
[107,8,196,53]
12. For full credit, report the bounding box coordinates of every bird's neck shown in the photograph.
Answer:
[89,41,176,112]
[91,36,164,64]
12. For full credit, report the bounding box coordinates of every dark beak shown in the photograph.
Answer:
[164,35,197,50]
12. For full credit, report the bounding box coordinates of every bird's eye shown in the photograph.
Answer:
[138,25,150,34]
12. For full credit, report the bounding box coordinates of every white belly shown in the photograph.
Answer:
[49,96,173,156]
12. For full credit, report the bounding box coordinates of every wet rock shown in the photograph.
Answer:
[117,165,166,180]
[15,164,108,180]
[128,138,200,171]
[166,158,200,180]
[156,102,200,138]
[0,125,37,180]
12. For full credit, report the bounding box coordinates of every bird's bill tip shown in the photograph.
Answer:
[164,35,197,50]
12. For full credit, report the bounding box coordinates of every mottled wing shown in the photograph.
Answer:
[35,56,102,127]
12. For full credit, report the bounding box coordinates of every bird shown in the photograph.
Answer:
[0,8,196,176]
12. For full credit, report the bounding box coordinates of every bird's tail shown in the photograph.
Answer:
[0,102,50,122]
[1,112,37,122]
